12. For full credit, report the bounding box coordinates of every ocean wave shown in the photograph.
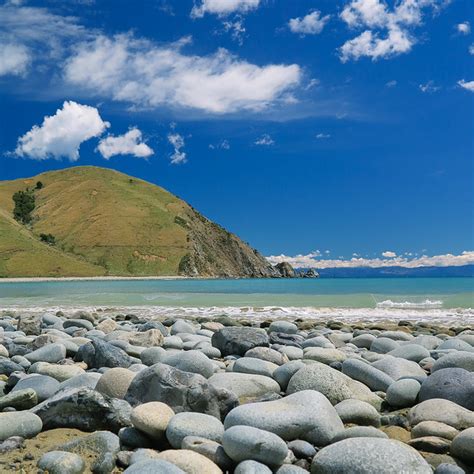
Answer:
[376,299,444,309]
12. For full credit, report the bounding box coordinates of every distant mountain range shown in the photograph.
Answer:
[311,265,474,278]
[0,166,282,278]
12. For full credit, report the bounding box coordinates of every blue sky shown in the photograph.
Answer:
[0,0,473,268]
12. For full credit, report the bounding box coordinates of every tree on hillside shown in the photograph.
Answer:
[12,189,36,224]
[35,181,44,190]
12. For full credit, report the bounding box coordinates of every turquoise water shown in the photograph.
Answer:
[0,277,472,309]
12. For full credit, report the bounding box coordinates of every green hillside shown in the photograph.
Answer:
[0,166,277,278]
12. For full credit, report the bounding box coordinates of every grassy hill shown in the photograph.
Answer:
[0,166,277,278]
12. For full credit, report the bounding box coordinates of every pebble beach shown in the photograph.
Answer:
[0,309,473,473]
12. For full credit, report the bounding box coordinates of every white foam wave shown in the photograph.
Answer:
[376,299,444,309]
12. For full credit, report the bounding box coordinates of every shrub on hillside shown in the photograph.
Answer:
[40,233,56,245]
[12,189,35,224]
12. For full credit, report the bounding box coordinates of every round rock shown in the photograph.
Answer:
[95,368,136,399]
[0,411,43,441]
[450,427,474,464]
[37,451,85,474]
[131,402,175,439]
[335,399,380,426]
[386,379,421,408]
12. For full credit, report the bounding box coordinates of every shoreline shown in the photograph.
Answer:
[0,276,194,283]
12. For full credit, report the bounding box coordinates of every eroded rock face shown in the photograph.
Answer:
[224,390,344,447]
[31,387,132,432]
[211,327,269,356]
[125,363,237,420]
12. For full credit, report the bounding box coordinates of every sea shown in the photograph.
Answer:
[0,277,473,324]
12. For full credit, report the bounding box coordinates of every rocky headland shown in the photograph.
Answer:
[0,310,473,473]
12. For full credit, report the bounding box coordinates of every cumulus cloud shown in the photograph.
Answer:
[382,251,397,258]
[339,0,447,62]
[255,134,274,146]
[63,35,301,114]
[97,128,153,159]
[267,250,474,269]
[289,10,330,36]
[386,79,397,87]
[14,101,110,161]
[458,79,474,92]
[457,22,471,35]
[419,80,440,93]
[209,139,230,150]
[191,0,260,18]
[168,132,187,164]
[316,133,331,139]
[222,17,247,45]
[0,42,30,76]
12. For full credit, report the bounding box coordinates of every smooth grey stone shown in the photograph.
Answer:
[287,440,317,458]
[125,363,237,420]
[268,321,297,334]
[233,357,278,378]
[163,350,215,378]
[0,411,42,441]
[351,334,376,349]
[222,425,288,465]
[24,343,66,363]
[37,451,85,474]
[287,362,382,408]
[450,427,474,464]
[209,372,280,403]
[181,436,233,471]
[124,460,185,474]
[212,327,269,356]
[408,399,474,430]
[438,339,473,351]
[311,438,432,474]
[137,321,169,337]
[278,346,303,360]
[434,463,465,474]
[0,388,37,410]
[166,412,224,448]
[269,333,305,348]
[0,358,25,376]
[58,430,120,474]
[10,355,30,369]
[0,436,25,453]
[128,448,161,464]
[31,387,131,432]
[276,465,308,474]
[273,361,305,391]
[162,336,184,350]
[419,368,474,410]
[170,319,197,335]
[412,335,442,350]
[29,362,85,382]
[63,319,94,331]
[245,347,289,365]
[335,399,380,426]
[224,390,344,446]
[386,379,421,408]
[301,336,334,349]
[388,344,430,362]
[235,460,272,474]
[75,338,133,369]
[342,358,395,391]
[370,337,400,353]
[411,421,459,440]
[56,372,101,392]
[140,347,168,365]
[303,348,347,364]
[432,352,474,372]
[12,374,60,402]
[96,367,136,399]
[379,331,414,341]
[332,426,389,442]
[371,355,427,380]
[119,427,154,449]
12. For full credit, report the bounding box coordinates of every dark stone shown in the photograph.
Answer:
[211,327,269,356]
[0,359,25,376]
[118,427,155,449]
[419,368,474,410]
[11,374,60,402]
[137,321,168,336]
[75,338,133,369]
[269,333,305,348]
[125,363,237,420]
[31,387,131,432]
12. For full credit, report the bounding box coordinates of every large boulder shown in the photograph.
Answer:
[311,438,432,473]
[31,387,132,432]
[211,327,269,356]
[224,390,344,446]
[125,363,237,420]
[419,368,474,410]
[287,362,382,408]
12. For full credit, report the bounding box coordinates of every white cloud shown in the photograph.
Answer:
[289,10,330,36]
[14,101,109,161]
[457,22,471,35]
[267,250,474,269]
[419,80,440,93]
[209,139,230,150]
[191,0,260,18]
[255,134,274,146]
[339,0,447,62]
[470,44,474,55]
[386,79,397,87]
[168,132,187,164]
[222,17,247,45]
[0,42,30,76]
[64,35,301,114]
[382,251,397,258]
[97,128,153,159]
[458,79,474,92]
[316,133,331,139]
